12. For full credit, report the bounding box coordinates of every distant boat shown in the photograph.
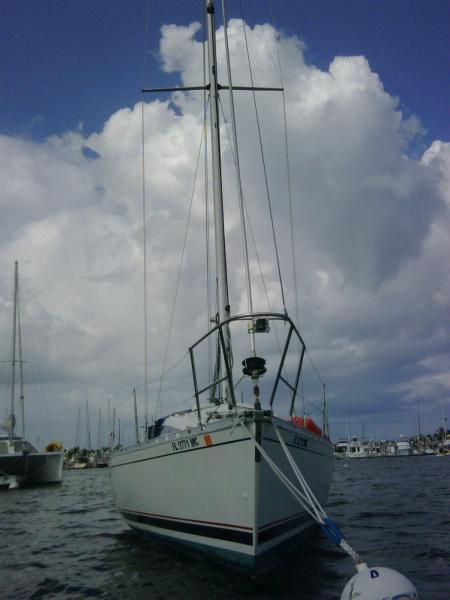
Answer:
[73,456,90,469]
[395,438,413,457]
[109,0,334,570]
[334,436,369,459]
[94,451,108,468]
[0,262,64,490]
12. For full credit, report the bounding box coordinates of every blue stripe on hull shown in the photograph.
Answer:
[126,517,317,571]
[121,509,253,545]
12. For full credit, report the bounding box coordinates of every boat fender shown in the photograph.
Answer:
[340,565,419,600]
[45,441,63,452]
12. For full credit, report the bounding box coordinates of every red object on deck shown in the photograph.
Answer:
[291,416,322,436]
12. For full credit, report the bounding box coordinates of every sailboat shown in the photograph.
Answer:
[0,262,64,490]
[109,0,333,568]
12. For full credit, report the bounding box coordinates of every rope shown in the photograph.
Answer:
[243,422,324,522]
[242,419,364,568]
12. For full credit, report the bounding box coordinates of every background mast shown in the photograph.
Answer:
[9,261,19,442]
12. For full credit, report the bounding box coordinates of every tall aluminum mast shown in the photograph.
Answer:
[9,261,18,442]
[206,0,230,326]
[17,281,26,438]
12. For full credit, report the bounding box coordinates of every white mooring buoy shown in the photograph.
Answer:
[340,564,419,600]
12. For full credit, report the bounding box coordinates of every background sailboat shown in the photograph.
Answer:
[0,262,63,490]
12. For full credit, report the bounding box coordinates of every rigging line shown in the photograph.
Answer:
[155,394,199,418]
[216,90,293,397]
[221,0,255,347]
[140,0,152,425]
[305,347,325,387]
[291,386,324,415]
[218,97,285,366]
[213,107,279,361]
[283,91,300,329]
[152,350,190,382]
[141,101,149,425]
[301,373,306,419]
[148,352,191,393]
[266,0,304,397]
[112,350,191,412]
[267,0,301,330]
[251,0,282,83]
[140,0,151,89]
[20,283,53,440]
[239,0,287,314]
[155,116,208,417]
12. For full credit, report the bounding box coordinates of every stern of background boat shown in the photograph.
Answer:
[26,451,64,484]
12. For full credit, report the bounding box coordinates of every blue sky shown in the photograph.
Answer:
[0,1,449,446]
[1,1,448,145]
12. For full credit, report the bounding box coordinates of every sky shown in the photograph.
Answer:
[0,0,449,448]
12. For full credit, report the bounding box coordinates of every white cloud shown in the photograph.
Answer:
[0,19,449,445]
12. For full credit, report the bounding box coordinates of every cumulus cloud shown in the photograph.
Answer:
[0,18,448,445]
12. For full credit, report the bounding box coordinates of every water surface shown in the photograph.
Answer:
[1,456,448,599]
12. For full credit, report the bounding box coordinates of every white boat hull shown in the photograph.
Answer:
[26,451,64,484]
[0,451,64,486]
[109,415,333,567]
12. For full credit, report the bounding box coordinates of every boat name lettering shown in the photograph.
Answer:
[171,437,199,452]
[292,434,308,448]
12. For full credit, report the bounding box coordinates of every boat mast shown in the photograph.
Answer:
[441,393,447,448]
[75,404,81,448]
[17,280,26,439]
[417,399,421,439]
[9,261,19,443]
[133,389,139,444]
[86,399,91,451]
[206,0,234,406]
[97,406,102,449]
[206,0,230,327]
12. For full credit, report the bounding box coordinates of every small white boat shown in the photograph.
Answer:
[73,456,90,469]
[395,439,413,456]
